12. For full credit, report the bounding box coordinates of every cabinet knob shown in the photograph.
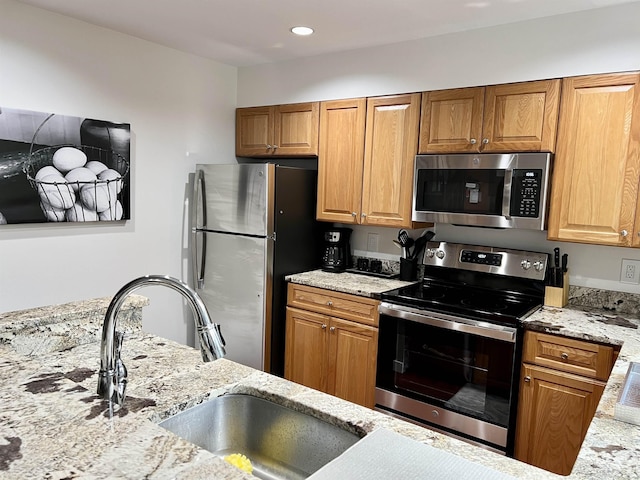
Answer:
[272,145,279,150]
[621,230,629,237]
[561,352,569,360]
[351,212,357,217]
[266,144,272,150]
[327,300,333,307]
[470,138,477,145]
[321,324,327,329]
[524,375,531,383]
[482,138,489,145]
[361,213,367,218]
[329,326,336,332]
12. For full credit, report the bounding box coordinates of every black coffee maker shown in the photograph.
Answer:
[321,228,352,271]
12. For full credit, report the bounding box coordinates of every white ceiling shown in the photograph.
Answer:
[16,0,640,67]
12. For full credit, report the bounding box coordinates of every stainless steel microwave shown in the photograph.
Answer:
[412,153,552,230]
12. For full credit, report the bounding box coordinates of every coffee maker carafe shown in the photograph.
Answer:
[321,228,352,271]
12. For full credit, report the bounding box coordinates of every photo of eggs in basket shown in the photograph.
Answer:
[33,146,124,222]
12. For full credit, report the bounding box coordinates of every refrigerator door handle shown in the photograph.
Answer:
[191,169,207,289]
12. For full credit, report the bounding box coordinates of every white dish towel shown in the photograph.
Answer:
[308,427,517,480]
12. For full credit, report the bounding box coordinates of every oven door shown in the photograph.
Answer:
[375,302,521,453]
[411,153,551,230]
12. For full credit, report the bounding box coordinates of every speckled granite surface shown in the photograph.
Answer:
[1,295,639,479]
[0,295,148,356]
[285,269,416,297]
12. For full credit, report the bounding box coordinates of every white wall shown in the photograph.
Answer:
[0,0,237,344]
[237,2,640,294]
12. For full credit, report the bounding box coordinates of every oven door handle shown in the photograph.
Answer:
[379,302,517,343]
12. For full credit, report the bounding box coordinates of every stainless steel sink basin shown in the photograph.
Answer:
[158,394,362,480]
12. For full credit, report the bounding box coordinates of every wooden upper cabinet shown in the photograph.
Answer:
[483,80,560,152]
[236,102,319,157]
[547,72,640,246]
[361,93,422,227]
[317,94,426,228]
[316,98,367,223]
[418,80,561,153]
[419,87,485,153]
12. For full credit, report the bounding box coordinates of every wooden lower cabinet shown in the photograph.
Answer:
[284,284,379,408]
[515,364,605,476]
[514,331,614,476]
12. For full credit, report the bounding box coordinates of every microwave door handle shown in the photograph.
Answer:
[501,169,513,219]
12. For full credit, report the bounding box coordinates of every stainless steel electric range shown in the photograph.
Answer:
[375,241,548,456]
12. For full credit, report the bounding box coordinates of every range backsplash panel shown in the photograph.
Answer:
[0,107,131,225]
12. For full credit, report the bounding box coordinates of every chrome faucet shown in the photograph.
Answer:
[97,275,226,406]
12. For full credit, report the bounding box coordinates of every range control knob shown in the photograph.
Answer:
[520,259,531,270]
[533,261,545,272]
[435,250,445,260]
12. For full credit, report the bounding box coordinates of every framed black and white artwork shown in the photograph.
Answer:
[0,107,131,225]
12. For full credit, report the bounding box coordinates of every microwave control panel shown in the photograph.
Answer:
[510,169,542,218]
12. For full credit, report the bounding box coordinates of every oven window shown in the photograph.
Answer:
[415,169,505,215]
[377,315,516,428]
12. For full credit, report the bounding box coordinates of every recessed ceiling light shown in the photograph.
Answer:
[290,26,314,36]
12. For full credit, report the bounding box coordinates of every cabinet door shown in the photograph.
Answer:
[327,317,378,408]
[316,98,366,223]
[361,93,421,227]
[236,106,274,156]
[482,79,561,152]
[548,73,640,246]
[418,87,484,153]
[284,307,328,392]
[273,102,319,156]
[515,363,605,476]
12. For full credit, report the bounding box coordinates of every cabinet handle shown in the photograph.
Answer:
[524,376,531,383]
[560,352,569,360]
[327,300,333,307]
[321,324,327,329]
[482,138,489,145]
[329,326,336,332]
[621,230,628,237]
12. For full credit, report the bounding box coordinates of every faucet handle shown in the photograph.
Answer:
[114,331,128,406]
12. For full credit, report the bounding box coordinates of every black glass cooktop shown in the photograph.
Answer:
[381,280,542,327]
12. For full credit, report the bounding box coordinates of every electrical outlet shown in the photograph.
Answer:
[367,233,379,252]
[620,259,640,284]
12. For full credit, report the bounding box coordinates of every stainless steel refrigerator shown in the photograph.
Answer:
[190,163,320,376]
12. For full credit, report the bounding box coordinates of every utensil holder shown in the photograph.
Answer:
[399,258,418,281]
[544,271,569,308]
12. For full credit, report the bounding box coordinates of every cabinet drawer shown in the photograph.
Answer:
[523,331,615,380]
[287,283,379,326]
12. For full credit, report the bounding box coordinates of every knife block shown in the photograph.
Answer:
[544,271,569,308]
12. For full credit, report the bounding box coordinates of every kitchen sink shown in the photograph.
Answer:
[158,393,362,480]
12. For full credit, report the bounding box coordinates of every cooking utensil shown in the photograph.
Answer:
[398,229,410,258]
[411,230,435,260]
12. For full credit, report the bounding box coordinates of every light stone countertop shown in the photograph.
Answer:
[285,269,416,297]
[1,294,639,479]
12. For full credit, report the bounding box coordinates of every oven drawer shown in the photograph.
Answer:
[287,283,379,326]
[522,331,615,380]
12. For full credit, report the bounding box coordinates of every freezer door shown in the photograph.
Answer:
[195,231,268,370]
[195,163,271,237]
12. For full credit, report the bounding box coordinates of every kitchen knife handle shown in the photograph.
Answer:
[561,253,568,272]
[553,247,560,268]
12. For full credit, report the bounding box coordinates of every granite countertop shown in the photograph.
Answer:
[1,297,639,478]
[285,269,416,297]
